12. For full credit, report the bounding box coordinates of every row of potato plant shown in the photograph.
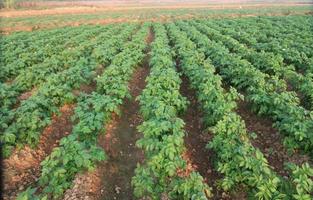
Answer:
[249,16,313,58]
[175,20,313,200]
[0,25,110,119]
[192,20,313,111]
[179,20,313,156]
[1,24,137,157]
[1,25,80,52]
[1,27,74,67]
[132,23,212,200]
[219,16,313,57]
[17,23,149,200]
[0,26,97,82]
[166,22,288,200]
[212,17,313,74]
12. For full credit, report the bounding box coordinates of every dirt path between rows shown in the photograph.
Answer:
[179,74,247,200]
[99,67,150,200]
[236,100,312,177]
[63,28,153,200]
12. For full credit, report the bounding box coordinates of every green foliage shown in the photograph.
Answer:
[39,135,105,198]
[170,172,212,200]
[17,23,149,200]
[5,16,313,200]
[180,19,313,155]
[0,24,138,157]
[209,114,284,200]
[132,23,211,200]
[167,21,290,200]
[287,163,313,200]
[170,18,313,200]
[196,19,313,112]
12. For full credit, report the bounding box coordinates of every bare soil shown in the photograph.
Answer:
[99,67,149,200]
[12,87,38,109]
[17,87,37,101]
[236,100,312,177]
[179,74,248,200]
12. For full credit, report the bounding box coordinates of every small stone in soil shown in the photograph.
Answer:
[115,186,121,194]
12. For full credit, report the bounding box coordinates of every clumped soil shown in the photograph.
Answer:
[236,100,312,177]
[179,74,247,200]
[63,29,153,200]
[99,67,149,200]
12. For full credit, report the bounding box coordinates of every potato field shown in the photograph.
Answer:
[1,12,313,200]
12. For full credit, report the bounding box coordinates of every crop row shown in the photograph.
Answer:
[1,24,137,157]
[192,20,313,111]
[1,27,72,64]
[178,20,313,156]
[167,22,283,200]
[132,23,211,200]
[219,16,313,56]
[1,26,78,51]
[211,17,313,74]
[168,22,313,200]
[250,16,313,55]
[0,25,111,119]
[0,26,103,82]
[17,23,149,199]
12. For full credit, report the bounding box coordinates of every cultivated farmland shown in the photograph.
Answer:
[1,4,313,200]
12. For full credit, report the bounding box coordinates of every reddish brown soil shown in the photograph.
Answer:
[63,29,153,200]
[236,100,312,177]
[12,87,38,109]
[179,74,247,200]
[3,104,75,200]
[17,87,37,101]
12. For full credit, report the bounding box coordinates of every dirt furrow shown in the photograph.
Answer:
[236,99,312,177]
[179,74,247,200]
[63,29,153,200]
